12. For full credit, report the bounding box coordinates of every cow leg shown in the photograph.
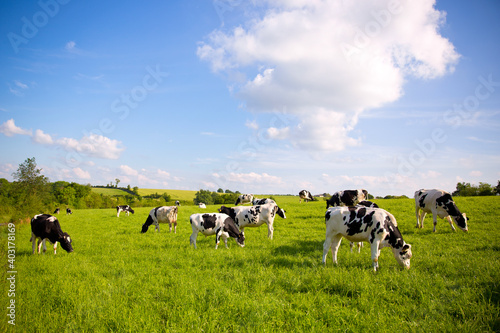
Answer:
[415,207,421,228]
[432,213,439,232]
[31,234,37,254]
[169,222,172,233]
[53,242,58,255]
[173,222,177,234]
[215,228,222,249]
[154,221,160,232]
[38,239,46,254]
[189,231,198,249]
[323,234,342,264]
[267,222,274,240]
[357,242,363,253]
[370,240,381,271]
[349,242,354,252]
[446,216,456,232]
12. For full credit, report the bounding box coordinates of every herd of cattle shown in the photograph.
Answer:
[30,188,468,271]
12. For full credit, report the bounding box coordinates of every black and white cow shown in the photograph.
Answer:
[66,208,73,215]
[235,194,254,205]
[252,198,276,205]
[218,202,286,240]
[189,213,245,249]
[299,190,314,203]
[30,214,73,254]
[323,206,412,271]
[53,208,60,214]
[141,206,178,233]
[357,200,379,208]
[326,189,368,209]
[415,189,468,232]
[116,205,135,217]
[175,200,180,206]
[198,203,206,209]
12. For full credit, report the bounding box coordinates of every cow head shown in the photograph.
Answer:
[454,213,468,232]
[59,233,73,253]
[236,233,245,247]
[129,208,135,214]
[394,243,412,269]
[277,207,286,219]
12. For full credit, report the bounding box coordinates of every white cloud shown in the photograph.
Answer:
[157,169,170,179]
[213,171,283,185]
[245,120,259,130]
[120,165,139,176]
[32,129,54,145]
[0,119,32,137]
[470,170,482,177]
[14,80,28,89]
[73,167,91,179]
[198,0,459,152]
[65,41,76,51]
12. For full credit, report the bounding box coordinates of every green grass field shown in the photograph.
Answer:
[1,196,499,332]
[91,187,198,202]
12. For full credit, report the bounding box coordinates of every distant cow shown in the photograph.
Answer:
[175,201,180,206]
[189,213,245,249]
[66,208,73,215]
[117,205,134,217]
[53,208,60,214]
[415,189,468,232]
[299,190,314,203]
[235,194,254,205]
[141,206,178,233]
[252,198,276,205]
[219,202,286,240]
[199,203,206,209]
[326,189,368,209]
[30,214,73,254]
[323,206,412,271]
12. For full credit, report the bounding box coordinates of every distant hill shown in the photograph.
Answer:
[91,187,197,202]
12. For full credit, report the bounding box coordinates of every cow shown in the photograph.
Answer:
[299,190,314,203]
[66,208,73,215]
[323,206,412,271]
[235,194,254,205]
[53,208,60,214]
[189,213,245,249]
[218,202,286,240]
[141,206,178,233]
[252,198,276,205]
[199,203,206,209]
[358,200,379,208]
[415,189,468,232]
[175,200,180,206]
[116,205,135,217]
[30,214,73,254]
[326,189,368,209]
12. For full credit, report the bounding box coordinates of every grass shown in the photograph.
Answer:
[1,196,499,332]
[91,187,130,196]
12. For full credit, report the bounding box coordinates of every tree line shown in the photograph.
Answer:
[0,158,175,223]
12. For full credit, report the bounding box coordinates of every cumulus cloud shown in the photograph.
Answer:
[198,0,459,152]
[0,119,32,136]
[120,165,139,176]
[212,171,282,185]
[0,119,124,159]
[73,167,91,179]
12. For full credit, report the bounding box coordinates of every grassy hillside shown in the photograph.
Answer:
[91,187,130,196]
[137,189,197,201]
[1,196,498,332]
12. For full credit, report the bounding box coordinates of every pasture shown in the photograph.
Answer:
[1,196,499,332]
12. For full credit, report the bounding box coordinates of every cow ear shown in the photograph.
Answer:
[402,244,411,252]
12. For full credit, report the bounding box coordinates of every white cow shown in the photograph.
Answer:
[323,206,412,271]
[415,189,468,232]
[235,194,254,205]
[218,202,286,240]
[189,213,245,249]
[141,206,178,233]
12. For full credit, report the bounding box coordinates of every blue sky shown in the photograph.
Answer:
[0,0,499,197]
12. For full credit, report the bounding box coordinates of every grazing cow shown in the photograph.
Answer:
[415,189,468,232]
[53,208,60,214]
[218,202,286,240]
[299,190,314,203]
[323,206,412,271]
[252,198,276,205]
[116,205,135,217]
[189,213,245,249]
[141,206,178,233]
[66,208,73,215]
[357,200,379,208]
[175,200,180,206]
[235,194,254,205]
[198,203,206,209]
[326,189,368,209]
[30,214,73,254]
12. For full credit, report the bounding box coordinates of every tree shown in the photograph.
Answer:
[217,188,224,193]
[194,189,214,205]
[11,157,51,218]
[496,181,500,195]
[115,178,120,188]
[133,186,140,196]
